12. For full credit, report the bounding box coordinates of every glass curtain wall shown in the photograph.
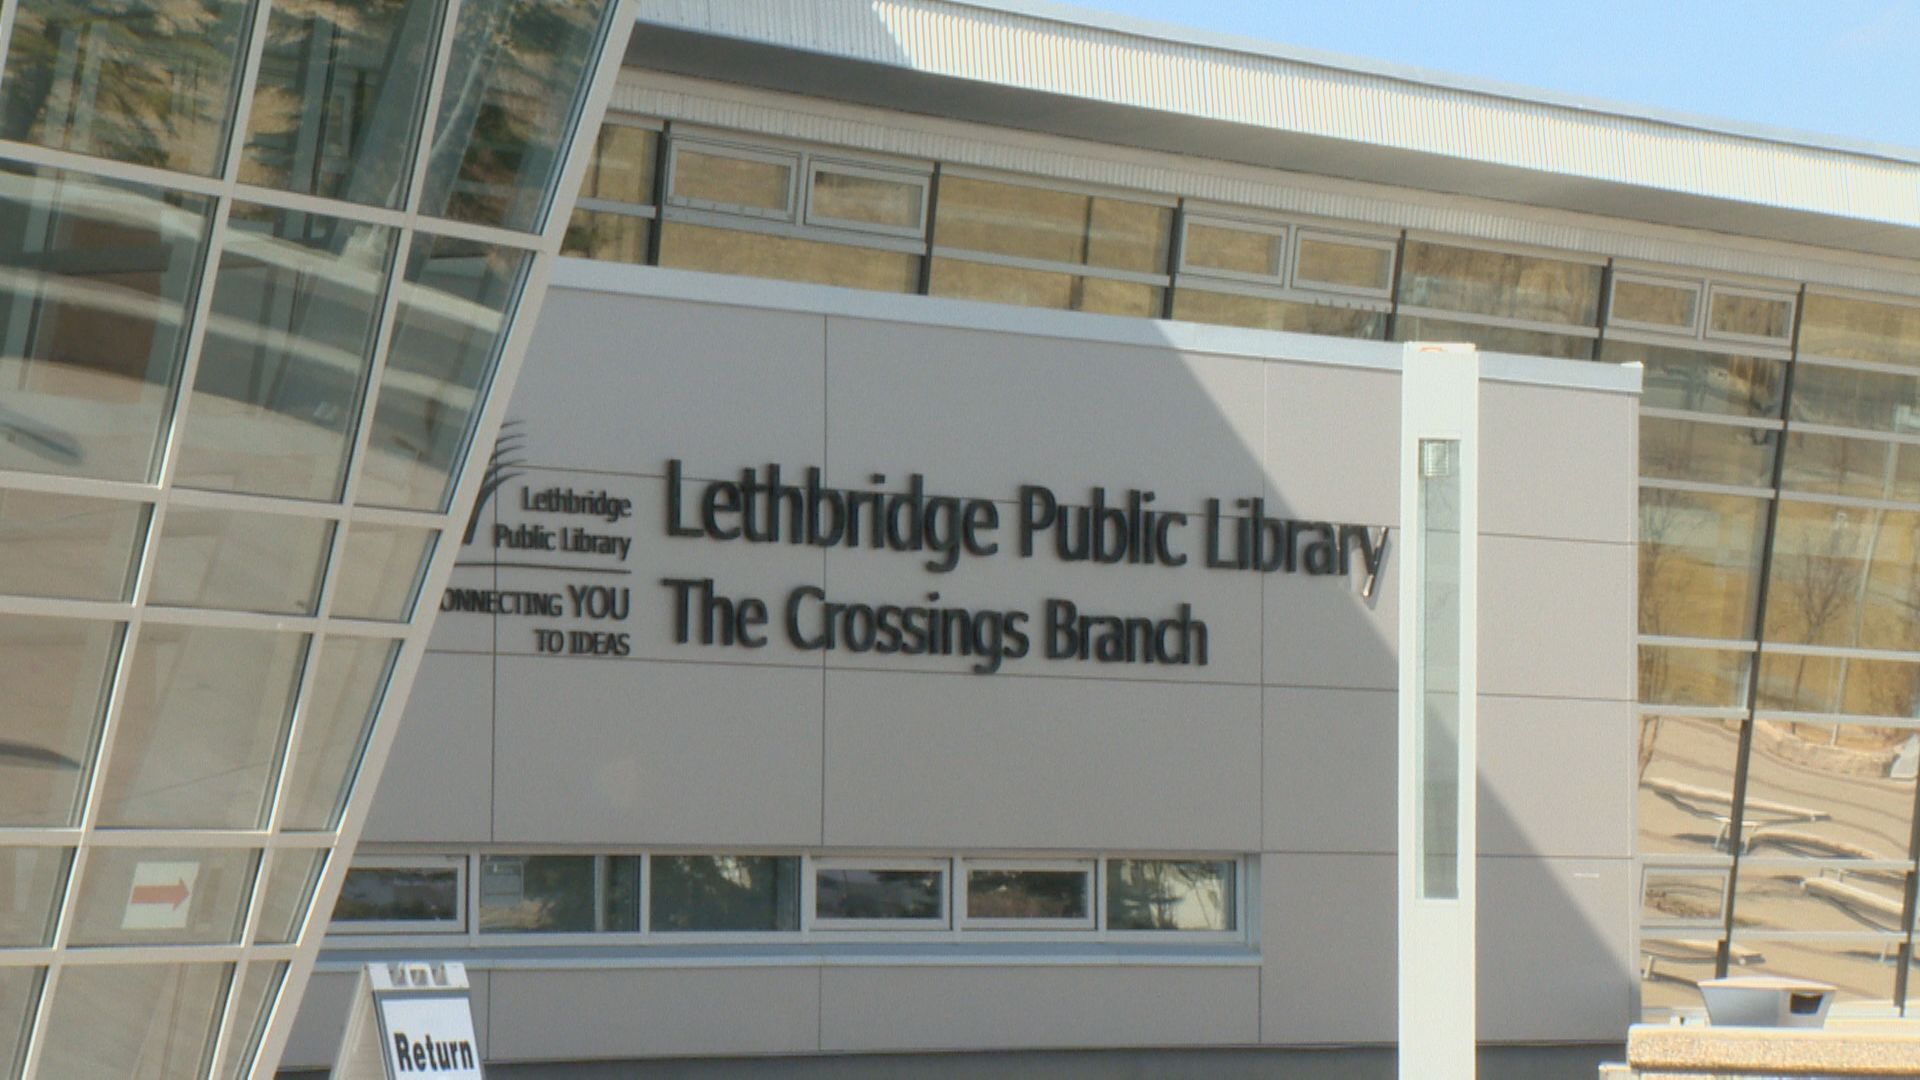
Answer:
[0,0,626,1075]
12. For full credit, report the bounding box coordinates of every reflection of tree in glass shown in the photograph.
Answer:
[651,856,798,932]
[967,871,1085,919]
[1107,861,1229,931]
[423,0,610,230]
[1,1,249,174]
[479,855,593,932]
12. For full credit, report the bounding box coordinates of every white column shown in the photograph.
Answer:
[1398,342,1480,1080]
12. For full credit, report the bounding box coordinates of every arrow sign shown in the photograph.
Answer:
[122,861,199,931]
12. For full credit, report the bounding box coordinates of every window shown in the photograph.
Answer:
[651,855,801,932]
[1641,867,1730,929]
[332,858,465,933]
[1395,239,1602,358]
[563,122,662,265]
[1707,285,1796,345]
[1106,859,1237,932]
[960,861,1094,929]
[1611,274,1703,335]
[657,134,929,293]
[1172,212,1391,339]
[812,859,949,929]
[477,855,640,933]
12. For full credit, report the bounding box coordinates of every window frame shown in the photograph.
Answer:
[957,858,1097,931]
[1290,227,1398,300]
[1177,213,1289,286]
[806,856,952,932]
[327,855,467,935]
[646,851,805,939]
[1100,855,1243,942]
[663,137,801,222]
[1705,283,1799,348]
[802,158,931,241]
[1608,271,1706,337]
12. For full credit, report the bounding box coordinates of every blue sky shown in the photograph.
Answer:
[1063,0,1920,153]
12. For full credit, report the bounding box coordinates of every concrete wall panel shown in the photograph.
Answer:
[487,968,819,1061]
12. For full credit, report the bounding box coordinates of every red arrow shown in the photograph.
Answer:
[130,879,190,910]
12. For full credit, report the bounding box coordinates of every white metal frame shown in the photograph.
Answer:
[803,157,932,240]
[663,136,802,221]
[1705,282,1799,347]
[957,858,1097,931]
[1608,271,1705,337]
[1291,227,1398,299]
[328,855,469,936]
[807,856,953,932]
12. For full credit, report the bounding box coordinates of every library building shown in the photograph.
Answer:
[2,0,1920,1076]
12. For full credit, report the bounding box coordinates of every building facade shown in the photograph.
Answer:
[5,0,1920,1076]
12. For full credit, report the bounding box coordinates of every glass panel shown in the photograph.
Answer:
[934,176,1171,273]
[1,1,250,174]
[478,854,594,933]
[1758,654,1920,720]
[240,0,443,207]
[966,867,1091,921]
[814,867,944,922]
[0,968,40,1080]
[357,234,529,511]
[1782,432,1920,503]
[1744,863,1905,933]
[1295,235,1393,292]
[561,210,650,264]
[604,855,641,933]
[580,125,659,205]
[39,964,230,1077]
[1740,722,1917,862]
[0,489,145,601]
[419,0,613,231]
[1763,502,1920,653]
[810,168,923,230]
[658,223,919,294]
[333,864,460,926]
[1394,315,1593,360]
[1106,859,1236,930]
[1709,290,1794,340]
[1638,715,1745,854]
[331,524,437,622]
[929,257,1162,317]
[1398,240,1602,326]
[1638,417,1776,488]
[1639,645,1752,709]
[670,148,792,213]
[97,625,307,829]
[212,962,286,1080]
[1613,279,1699,330]
[1416,438,1462,900]
[1602,340,1785,419]
[1170,288,1385,339]
[67,847,257,946]
[254,851,326,945]
[0,847,71,946]
[0,166,213,482]
[1183,221,1283,277]
[1727,937,1901,1007]
[148,508,334,615]
[1637,488,1767,640]
[1640,938,1717,1019]
[1642,868,1727,927]
[1790,363,1920,435]
[1800,293,1920,368]
[0,615,119,827]
[278,637,398,831]
[176,205,397,500]
[651,855,800,932]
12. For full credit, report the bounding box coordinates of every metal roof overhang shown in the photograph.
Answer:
[624,1,1920,263]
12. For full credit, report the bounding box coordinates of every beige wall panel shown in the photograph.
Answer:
[1480,695,1634,859]
[1259,852,1395,1044]
[819,966,1258,1052]
[1478,855,1634,1041]
[1264,687,1396,855]
[822,316,1268,504]
[363,652,496,843]
[1262,564,1397,691]
[1265,362,1399,526]
[492,656,823,846]
[487,967,819,1061]
[822,670,1261,851]
[1479,535,1635,701]
[1481,381,1636,544]
[510,291,827,479]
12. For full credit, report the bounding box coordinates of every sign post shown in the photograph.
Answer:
[1398,343,1479,1079]
[332,961,482,1079]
